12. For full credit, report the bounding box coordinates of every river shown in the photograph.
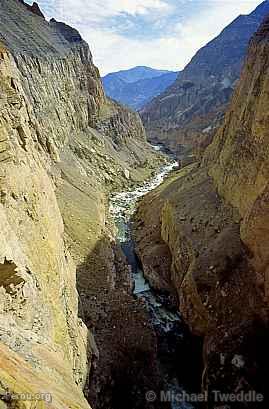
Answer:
[109,157,195,409]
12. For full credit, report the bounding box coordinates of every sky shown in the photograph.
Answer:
[25,0,263,75]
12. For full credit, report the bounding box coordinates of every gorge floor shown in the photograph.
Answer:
[107,157,204,409]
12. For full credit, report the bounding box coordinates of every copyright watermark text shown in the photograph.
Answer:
[146,390,264,404]
[0,392,52,404]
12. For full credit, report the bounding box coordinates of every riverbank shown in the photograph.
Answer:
[109,159,203,409]
[132,156,268,408]
[74,153,176,409]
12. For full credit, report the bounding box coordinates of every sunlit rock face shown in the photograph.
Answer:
[0,38,90,409]
[0,1,164,407]
[140,1,269,155]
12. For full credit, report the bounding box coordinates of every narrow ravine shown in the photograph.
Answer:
[109,153,196,409]
[109,156,178,295]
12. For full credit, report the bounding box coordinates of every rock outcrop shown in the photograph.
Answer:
[0,1,164,408]
[18,0,45,18]
[140,1,269,156]
[134,14,269,407]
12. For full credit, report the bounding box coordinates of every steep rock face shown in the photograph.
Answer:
[134,15,269,405]
[205,14,269,302]
[0,41,89,409]
[134,167,268,408]
[0,1,164,408]
[141,0,269,154]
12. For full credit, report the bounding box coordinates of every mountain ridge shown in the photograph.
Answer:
[102,66,178,110]
[141,0,269,154]
[103,65,173,83]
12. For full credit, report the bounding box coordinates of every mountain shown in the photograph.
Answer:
[0,1,165,408]
[102,66,178,110]
[104,66,172,84]
[141,0,269,154]
[134,14,269,402]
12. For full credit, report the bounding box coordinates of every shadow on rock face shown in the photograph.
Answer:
[76,237,170,409]
[205,318,269,409]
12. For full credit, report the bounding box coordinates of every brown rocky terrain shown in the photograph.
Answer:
[134,14,269,408]
[1,1,269,409]
[140,1,269,157]
[0,1,166,408]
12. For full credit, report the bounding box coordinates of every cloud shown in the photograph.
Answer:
[27,0,263,75]
[36,0,172,24]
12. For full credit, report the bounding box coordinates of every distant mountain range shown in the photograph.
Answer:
[102,66,178,110]
[140,0,269,153]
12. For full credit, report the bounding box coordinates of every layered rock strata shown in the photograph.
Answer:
[0,1,164,408]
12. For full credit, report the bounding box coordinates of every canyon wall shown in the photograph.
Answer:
[140,1,269,156]
[0,36,90,409]
[134,14,269,406]
[206,17,269,293]
[0,0,163,408]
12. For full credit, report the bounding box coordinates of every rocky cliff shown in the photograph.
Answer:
[0,1,164,408]
[206,12,269,308]
[134,14,269,406]
[140,0,269,156]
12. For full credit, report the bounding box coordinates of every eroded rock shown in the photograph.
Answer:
[133,16,269,404]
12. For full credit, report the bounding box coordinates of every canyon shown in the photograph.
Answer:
[0,1,268,409]
[0,1,167,408]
